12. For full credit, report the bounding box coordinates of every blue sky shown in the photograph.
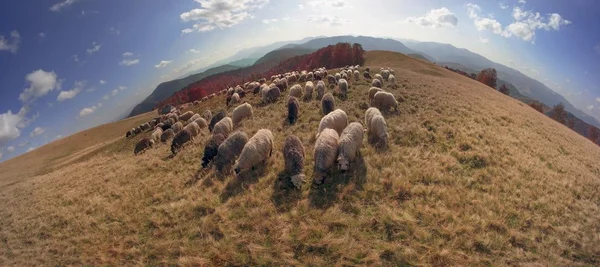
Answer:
[0,0,598,162]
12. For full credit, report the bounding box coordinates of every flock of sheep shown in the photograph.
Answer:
[126,65,400,188]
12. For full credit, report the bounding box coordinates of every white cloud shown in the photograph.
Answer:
[27,147,36,152]
[7,146,15,152]
[180,0,269,33]
[57,80,85,101]
[330,0,348,8]
[19,70,61,103]
[586,105,594,110]
[55,135,63,140]
[0,111,22,146]
[119,59,140,66]
[173,59,202,74]
[99,80,106,84]
[50,0,79,12]
[97,103,102,108]
[87,41,101,54]
[72,54,79,63]
[110,27,120,35]
[0,31,21,53]
[298,4,304,9]
[262,18,278,24]
[596,97,600,103]
[499,2,508,9]
[154,60,173,68]
[122,52,133,57]
[266,26,280,32]
[79,106,97,117]
[30,127,45,137]
[111,89,118,96]
[188,49,201,53]
[181,28,194,35]
[518,0,526,3]
[102,95,109,100]
[119,86,127,91]
[308,15,349,26]
[39,32,46,38]
[406,7,458,28]
[479,37,489,44]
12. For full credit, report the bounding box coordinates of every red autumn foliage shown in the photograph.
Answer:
[155,43,365,109]
[588,126,600,144]
[476,68,498,89]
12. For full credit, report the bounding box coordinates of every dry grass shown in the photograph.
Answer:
[1,51,600,266]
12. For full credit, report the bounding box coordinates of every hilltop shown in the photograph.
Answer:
[2,51,599,266]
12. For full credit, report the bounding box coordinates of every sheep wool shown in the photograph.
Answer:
[212,117,233,139]
[338,79,348,99]
[179,111,195,122]
[321,93,335,115]
[171,121,184,134]
[317,109,348,137]
[287,96,299,125]
[151,128,163,143]
[313,128,340,185]
[372,91,399,113]
[353,70,360,81]
[304,81,314,101]
[337,122,364,171]
[229,93,240,107]
[375,74,384,84]
[368,87,383,104]
[372,78,382,89]
[316,81,326,100]
[214,131,249,172]
[365,107,382,136]
[209,111,226,132]
[193,117,208,129]
[201,133,226,168]
[171,129,193,155]
[234,129,274,175]
[283,135,306,189]
[232,103,253,127]
[187,113,201,125]
[266,86,281,103]
[369,115,389,149]
[289,84,303,99]
[134,138,153,155]
[184,121,201,137]
[160,128,175,143]
[389,74,396,85]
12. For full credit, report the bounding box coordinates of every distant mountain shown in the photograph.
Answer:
[227,58,257,67]
[403,41,600,127]
[253,48,317,66]
[408,53,431,62]
[128,64,240,117]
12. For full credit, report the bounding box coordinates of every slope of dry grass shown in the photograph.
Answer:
[1,51,599,266]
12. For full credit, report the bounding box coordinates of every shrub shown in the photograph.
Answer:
[529,102,544,113]
[550,102,567,124]
[498,84,510,95]
[476,68,497,89]
[588,126,600,144]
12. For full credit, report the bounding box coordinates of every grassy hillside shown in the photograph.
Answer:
[253,48,316,66]
[1,51,599,266]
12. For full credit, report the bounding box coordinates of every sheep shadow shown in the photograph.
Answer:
[270,171,303,212]
[308,154,367,210]
[219,163,267,203]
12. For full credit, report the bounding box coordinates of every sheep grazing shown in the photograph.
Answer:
[201,133,226,168]
[365,108,382,133]
[193,117,208,129]
[232,103,253,127]
[353,70,360,81]
[368,87,383,104]
[229,93,240,107]
[337,122,364,172]
[283,135,306,189]
[140,123,151,132]
[134,138,153,155]
[317,109,348,137]
[368,115,389,149]
[390,69,395,76]
[184,121,201,137]
[316,81,325,100]
[381,70,390,81]
[151,128,163,143]
[160,128,175,143]
[266,86,281,103]
[313,128,340,185]
[372,91,399,113]
[209,111,226,132]
[171,121,184,134]
[304,81,314,101]
[371,79,382,88]
[171,129,193,155]
[289,84,303,98]
[234,129,274,175]
[335,73,341,81]
[214,131,249,172]
[321,93,335,115]
[212,117,233,139]
[179,111,195,122]
[126,130,132,138]
[160,122,172,131]
[327,75,337,85]
[287,96,299,125]
[388,74,396,85]
[374,74,384,84]
[338,79,348,99]
[365,67,370,73]
[187,113,201,125]
[363,71,372,80]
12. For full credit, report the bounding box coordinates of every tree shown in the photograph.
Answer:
[498,84,510,95]
[588,126,600,144]
[567,118,576,130]
[476,68,497,89]
[529,102,544,113]
[550,102,567,124]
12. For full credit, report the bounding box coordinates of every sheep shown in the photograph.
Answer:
[317,109,348,137]
[201,133,226,168]
[193,117,208,129]
[287,96,299,125]
[316,80,326,100]
[335,73,341,81]
[140,123,151,132]
[390,69,395,76]
[321,93,335,115]
[171,129,193,155]
[209,111,226,132]
[353,70,360,81]
[327,75,337,85]
[234,129,274,175]
[212,117,233,139]
[375,74,384,84]
[187,113,201,125]
[126,130,132,138]
[227,87,234,96]
[388,74,396,85]
[372,91,399,113]
[313,128,340,185]
[368,87,383,104]
[266,86,281,103]
[365,107,382,134]
[283,135,306,189]
[371,78,382,88]
[289,84,303,98]
[214,131,249,172]
[338,79,348,99]
[381,70,390,81]
[368,115,389,149]
[160,128,175,143]
[307,72,314,81]
[179,111,195,122]
[151,128,163,143]
[134,138,154,155]
[337,122,364,172]
[160,122,172,131]
[229,93,240,107]
[363,71,372,80]
[232,103,253,127]
[365,67,370,73]
[184,121,201,137]
[171,121,184,134]
[303,81,314,101]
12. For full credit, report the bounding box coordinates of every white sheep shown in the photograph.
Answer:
[338,79,348,99]
[151,128,163,143]
[335,73,341,81]
[353,70,360,81]
[234,129,274,175]
[202,110,212,122]
[229,93,240,107]
[368,87,383,104]
[304,81,314,101]
[365,107,382,135]
[313,128,340,185]
[371,91,399,113]
[284,135,306,189]
[316,80,325,100]
[179,111,195,122]
[374,74,384,84]
[337,122,364,171]
[371,79,382,89]
[317,109,348,137]
[187,113,201,125]
[369,114,389,149]
[184,121,201,137]
[232,103,253,127]
[289,84,303,98]
[171,121,184,134]
[389,74,396,85]
[381,70,390,81]
[193,117,208,129]
[213,117,233,138]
